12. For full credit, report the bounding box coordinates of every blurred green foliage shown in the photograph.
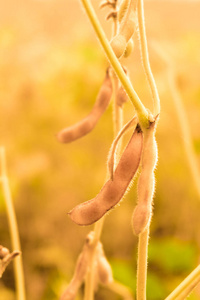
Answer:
[110,258,136,290]
[149,239,198,274]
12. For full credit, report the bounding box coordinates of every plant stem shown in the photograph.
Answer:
[167,69,200,199]
[83,217,105,300]
[152,42,200,200]
[137,0,160,116]
[0,147,26,300]
[83,74,125,300]
[111,4,123,162]
[83,11,126,297]
[113,78,124,136]
[80,0,149,130]
[135,1,160,299]
[165,265,200,300]
[136,227,149,300]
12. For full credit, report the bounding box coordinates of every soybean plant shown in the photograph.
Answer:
[59,1,200,300]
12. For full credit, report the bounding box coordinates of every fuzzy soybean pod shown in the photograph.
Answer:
[118,0,131,24]
[107,116,137,179]
[0,250,20,278]
[123,38,134,58]
[115,67,130,105]
[57,69,113,143]
[59,252,88,300]
[110,0,136,58]
[116,82,129,107]
[0,246,9,259]
[131,119,158,236]
[96,242,113,285]
[59,233,93,300]
[69,125,143,226]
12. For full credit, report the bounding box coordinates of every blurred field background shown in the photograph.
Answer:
[0,0,200,299]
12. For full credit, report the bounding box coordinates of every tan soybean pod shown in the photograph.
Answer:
[96,242,113,285]
[115,66,130,105]
[131,203,152,236]
[132,119,158,235]
[0,250,20,278]
[60,252,88,300]
[0,246,9,259]
[116,83,129,107]
[123,38,134,58]
[118,0,131,24]
[110,0,136,58]
[59,233,93,300]
[69,125,143,226]
[57,68,113,143]
[118,0,136,42]
[107,116,137,179]
[110,34,127,59]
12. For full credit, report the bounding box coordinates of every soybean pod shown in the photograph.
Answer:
[0,249,20,278]
[107,116,137,179]
[57,68,113,143]
[132,118,158,236]
[110,0,136,58]
[96,242,113,285]
[118,0,131,24]
[118,0,136,41]
[123,38,134,58]
[59,253,86,300]
[116,82,129,107]
[69,125,143,226]
[115,66,129,106]
[0,246,9,259]
[59,233,94,300]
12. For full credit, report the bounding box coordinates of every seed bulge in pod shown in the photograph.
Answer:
[110,34,127,58]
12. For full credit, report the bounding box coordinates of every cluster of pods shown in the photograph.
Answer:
[58,1,158,299]
[60,232,113,300]
[57,65,158,236]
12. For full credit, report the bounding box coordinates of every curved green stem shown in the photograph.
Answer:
[137,0,160,116]
[80,0,149,130]
[0,147,26,300]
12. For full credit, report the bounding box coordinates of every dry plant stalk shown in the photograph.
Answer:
[0,245,20,278]
[151,40,200,199]
[0,147,26,300]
